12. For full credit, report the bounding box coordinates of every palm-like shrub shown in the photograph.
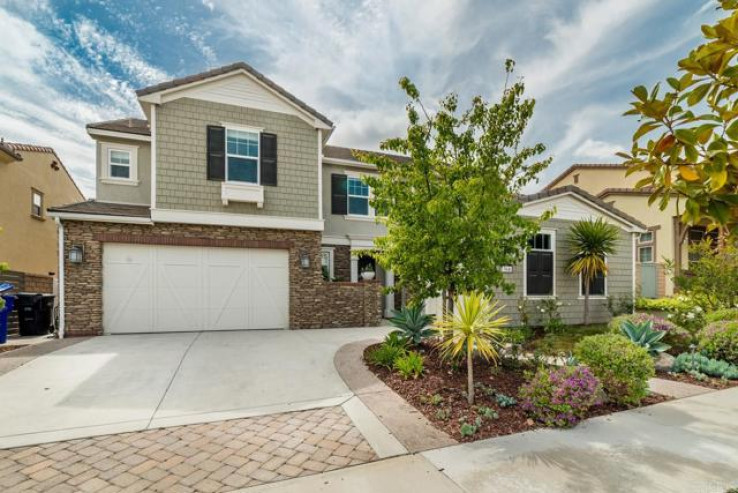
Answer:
[435,292,509,405]
[566,218,619,325]
[389,304,435,346]
[619,320,671,356]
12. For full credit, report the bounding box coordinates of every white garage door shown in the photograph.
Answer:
[103,244,289,334]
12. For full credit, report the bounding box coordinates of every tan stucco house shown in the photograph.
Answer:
[0,141,83,279]
[544,163,712,297]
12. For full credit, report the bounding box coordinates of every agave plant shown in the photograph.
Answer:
[389,303,435,346]
[619,320,671,356]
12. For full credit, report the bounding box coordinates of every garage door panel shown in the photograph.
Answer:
[103,244,289,333]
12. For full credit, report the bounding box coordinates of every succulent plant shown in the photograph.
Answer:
[619,320,671,356]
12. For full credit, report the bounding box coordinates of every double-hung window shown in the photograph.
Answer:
[526,233,554,297]
[580,259,607,297]
[638,231,654,263]
[226,128,259,184]
[109,150,131,179]
[347,177,370,216]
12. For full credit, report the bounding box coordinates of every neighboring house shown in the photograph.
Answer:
[425,186,646,326]
[543,164,711,298]
[49,62,389,337]
[0,140,84,281]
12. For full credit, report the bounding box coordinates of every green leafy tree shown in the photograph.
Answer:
[435,292,509,405]
[621,0,738,236]
[566,218,619,326]
[358,60,550,310]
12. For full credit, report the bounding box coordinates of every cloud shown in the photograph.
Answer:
[573,139,624,160]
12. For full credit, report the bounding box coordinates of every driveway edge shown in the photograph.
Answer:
[334,339,457,453]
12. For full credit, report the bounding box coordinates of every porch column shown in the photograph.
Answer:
[350,255,359,283]
[384,270,395,318]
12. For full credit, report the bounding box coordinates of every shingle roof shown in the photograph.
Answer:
[597,187,663,198]
[136,62,334,128]
[87,118,151,136]
[543,163,626,191]
[48,201,151,218]
[323,145,409,164]
[520,185,647,230]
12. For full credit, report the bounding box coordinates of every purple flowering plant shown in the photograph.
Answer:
[519,366,602,428]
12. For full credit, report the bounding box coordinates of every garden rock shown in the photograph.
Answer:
[655,353,675,373]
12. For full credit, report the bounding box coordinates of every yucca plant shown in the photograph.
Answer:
[435,292,509,405]
[566,218,619,325]
[389,303,435,346]
[619,320,671,356]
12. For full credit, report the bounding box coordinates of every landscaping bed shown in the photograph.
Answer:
[0,345,27,354]
[657,371,738,390]
[364,342,668,442]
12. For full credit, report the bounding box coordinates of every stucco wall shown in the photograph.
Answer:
[95,137,151,205]
[553,167,646,193]
[156,98,320,219]
[0,149,83,275]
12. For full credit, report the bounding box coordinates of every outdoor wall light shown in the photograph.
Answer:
[300,251,310,269]
[69,245,84,264]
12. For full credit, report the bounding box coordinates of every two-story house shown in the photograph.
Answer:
[0,140,83,293]
[49,62,647,337]
[543,164,716,298]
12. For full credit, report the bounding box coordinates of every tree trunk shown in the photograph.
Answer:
[583,278,590,326]
[467,342,474,405]
[447,287,456,315]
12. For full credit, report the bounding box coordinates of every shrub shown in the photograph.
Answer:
[618,320,671,356]
[671,352,738,379]
[393,351,424,379]
[389,303,435,346]
[635,297,691,312]
[705,308,738,324]
[519,366,602,428]
[367,343,405,369]
[674,241,738,311]
[383,331,408,348]
[574,334,654,405]
[697,321,738,364]
[495,394,517,408]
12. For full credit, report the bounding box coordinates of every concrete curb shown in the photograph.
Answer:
[334,339,457,453]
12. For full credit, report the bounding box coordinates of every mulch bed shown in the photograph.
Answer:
[0,345,27,354]
[657,371,738,390]
[365,342,669,442]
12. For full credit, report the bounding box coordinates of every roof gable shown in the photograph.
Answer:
[137,62,333,130]
[520,186,646,232]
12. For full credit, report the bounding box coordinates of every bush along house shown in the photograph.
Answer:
[48,62,398,337]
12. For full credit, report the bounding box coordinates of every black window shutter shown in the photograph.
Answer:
[206,125,225,181]
[260,133,278,186]
[331,174,348,215]
[527,251,553,296]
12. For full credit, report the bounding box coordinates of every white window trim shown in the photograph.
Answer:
[224,124,262,185]
[638,245,654,264]
[345,173,374,219]
[321,247,335,279]
[523,229,556,299]
[101,143,139,184]
[578,257,608,299]
[639,232,653,243]
[31,189,43,218]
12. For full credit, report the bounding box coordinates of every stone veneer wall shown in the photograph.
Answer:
[62,220,382,336]
[329,245,351,282]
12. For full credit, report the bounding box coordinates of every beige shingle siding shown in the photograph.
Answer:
[496,218,633,326]
[155,98,319,219]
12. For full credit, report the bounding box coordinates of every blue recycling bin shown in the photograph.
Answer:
[0,283,15,344]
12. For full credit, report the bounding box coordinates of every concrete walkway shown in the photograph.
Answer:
[239,388,738,492]
[0,328,388,448]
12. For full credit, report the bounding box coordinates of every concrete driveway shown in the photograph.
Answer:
[0,327,387,448]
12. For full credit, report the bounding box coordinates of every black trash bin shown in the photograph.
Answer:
[15,293,55,336]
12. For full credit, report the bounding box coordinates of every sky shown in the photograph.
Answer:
[0,0,721,198]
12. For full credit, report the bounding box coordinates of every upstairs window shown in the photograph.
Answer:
[348,177,370,216]
[526,233,554,297]
[31,189,43,218]
[109,150,131,179]
[226,128,259,184]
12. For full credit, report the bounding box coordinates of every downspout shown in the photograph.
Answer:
[632,232,637,313]
[56,217,65,339]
